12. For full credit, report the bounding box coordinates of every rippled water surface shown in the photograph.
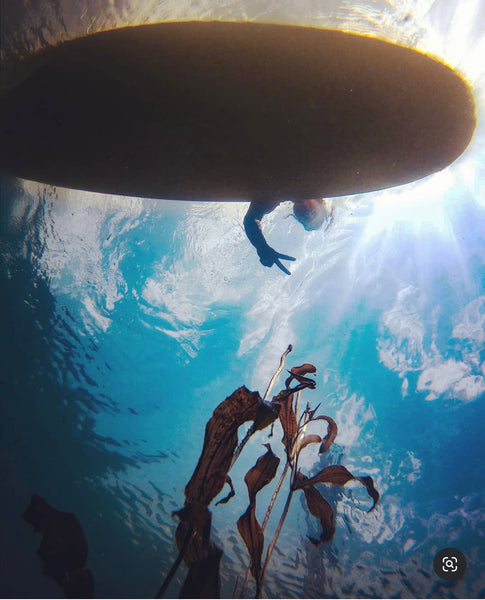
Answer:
[1,1,484,598]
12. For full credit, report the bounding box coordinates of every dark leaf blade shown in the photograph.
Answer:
[174,503,212,566]
[293,466,380,511]
[286,370,317,389]
[215,475,235,506]
[311,415,338,453]
[237,445,280,596]
[357,476,380,512]
[294,433,322,457]
[244,444,280,502]
[185,386,275,506]
[271,389,297,453]
[253,400,280,432]
[293,363,317,376]
[237,507,264,594]
[294,465,355,488]
[285,363,317,388]
[295,472,335,544]
[179,542,223,599]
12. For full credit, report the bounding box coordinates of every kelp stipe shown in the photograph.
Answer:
[156,346,379,599]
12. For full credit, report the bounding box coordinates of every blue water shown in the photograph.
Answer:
[1,1,485,598]
[1,156,484,598]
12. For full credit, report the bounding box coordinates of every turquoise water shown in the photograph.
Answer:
[1,158,484,598]
[1,1,485,598]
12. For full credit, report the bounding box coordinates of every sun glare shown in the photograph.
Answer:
[361,168,456,243]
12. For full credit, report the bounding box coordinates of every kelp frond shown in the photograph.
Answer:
[157,347,380,599]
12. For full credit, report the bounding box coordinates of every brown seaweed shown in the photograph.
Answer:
[294,472,336,545]
[22,495,94,598]
[178,542,223,599]
[215,475,236,506]
[237,445,280,596]
[257,357,380,593]
[314,415,338,454]
[289,466,379,548]
[184,386,279,506]
[271,389,298,456]
[244,445,280,504]
[285,363,317,389]
[158,348,380,599]
[292,464,380,512]
[158,386,279,598]
[271,364,317,460]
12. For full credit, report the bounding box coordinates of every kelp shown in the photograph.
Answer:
[157,347,380,599]
[285,363,317,389]
[237,445,280,596]
[184,386,279,507]
[178,542,223,599]
[243,445,280,504]
[157,386,280,598]
[292,464,380,513]
[294,472,335,545]
[271,389,297,456]
[271,363,317,461]
[215,475,235,506]
[22,495,94,598]
[315,415,338,454]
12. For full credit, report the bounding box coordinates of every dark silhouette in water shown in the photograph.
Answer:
[244,198,334,273]
[22,495,94,598]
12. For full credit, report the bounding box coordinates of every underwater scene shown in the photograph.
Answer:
[1,0,484,599]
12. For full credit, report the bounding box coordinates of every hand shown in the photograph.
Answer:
[257,246,296,275]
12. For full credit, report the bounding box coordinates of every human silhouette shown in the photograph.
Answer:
[244,198,334,274]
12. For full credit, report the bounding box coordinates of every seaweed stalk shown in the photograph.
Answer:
[156,524,193,598]
[263,344,292,401]
[232,345,293,470]
[239,461,290,598]
[231,424,255,468]
[260,488,294,592]
[261,462,290,532]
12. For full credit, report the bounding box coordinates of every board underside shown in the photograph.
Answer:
[1,21,476,201]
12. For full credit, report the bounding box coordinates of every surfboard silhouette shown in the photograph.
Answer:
[0,21,476,201]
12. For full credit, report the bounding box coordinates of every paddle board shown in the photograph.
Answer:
[0,21,476,201]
